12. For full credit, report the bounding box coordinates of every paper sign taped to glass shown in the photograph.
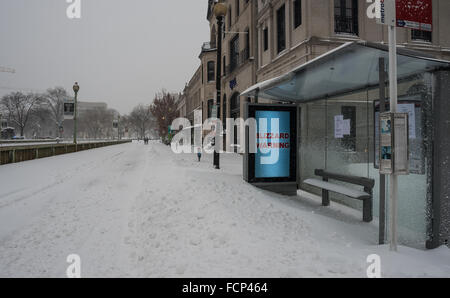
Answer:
[334,115,351,139]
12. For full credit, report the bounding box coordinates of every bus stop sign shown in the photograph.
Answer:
[396,0,432,31]
[377,0,432,31]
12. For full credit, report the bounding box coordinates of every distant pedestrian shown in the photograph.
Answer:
[197,151,202,162]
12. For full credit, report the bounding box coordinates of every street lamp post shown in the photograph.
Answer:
[73,82,80,145]
[213,1,227,170]
[117,115,121,140]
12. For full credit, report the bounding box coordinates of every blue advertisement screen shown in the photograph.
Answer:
[255,111,291,178]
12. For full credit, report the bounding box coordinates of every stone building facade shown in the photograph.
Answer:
[181,0,450,127]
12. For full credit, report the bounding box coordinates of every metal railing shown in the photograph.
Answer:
[334,16,358,35]
[225,47,251,76]
[202,42,217,52]
[0,140,132,166]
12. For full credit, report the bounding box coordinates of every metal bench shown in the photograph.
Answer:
[303,169,375,222]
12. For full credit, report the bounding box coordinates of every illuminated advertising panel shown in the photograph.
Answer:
[255,111,291,178]
[245,104,297,184]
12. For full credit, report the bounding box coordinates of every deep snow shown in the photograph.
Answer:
[0,141,449,277]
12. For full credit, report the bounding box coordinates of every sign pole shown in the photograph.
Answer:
[378,57,386,245]
[388,21,398,252]
[377,0,432,252]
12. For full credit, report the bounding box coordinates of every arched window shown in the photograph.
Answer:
[230,92,240,153]
[228,6,232,30]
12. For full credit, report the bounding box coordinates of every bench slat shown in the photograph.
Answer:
[303,179,371,200]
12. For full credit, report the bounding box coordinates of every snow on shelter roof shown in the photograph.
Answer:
[242,41,450,103]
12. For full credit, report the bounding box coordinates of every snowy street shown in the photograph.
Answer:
[0,141,449,277]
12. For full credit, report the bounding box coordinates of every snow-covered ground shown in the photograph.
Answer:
[0,141,449,277]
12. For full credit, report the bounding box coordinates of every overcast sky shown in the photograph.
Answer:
[0,0,209,114]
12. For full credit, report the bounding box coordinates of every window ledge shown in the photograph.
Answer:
[334,33,360,40]
[410,40,432,45]
[273,49,289,62]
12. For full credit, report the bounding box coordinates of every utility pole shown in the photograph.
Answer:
[118,115,121,140]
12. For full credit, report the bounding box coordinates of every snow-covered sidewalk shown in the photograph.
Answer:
[0,141,449,277]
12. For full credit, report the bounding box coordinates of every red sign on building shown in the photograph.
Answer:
[396,0,432,31]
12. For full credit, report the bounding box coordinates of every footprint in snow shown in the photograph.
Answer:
[189,238,202,246]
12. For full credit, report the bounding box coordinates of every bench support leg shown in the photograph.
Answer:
[363,199,373,222]
[321,177,330,206]
[322,189,330,206]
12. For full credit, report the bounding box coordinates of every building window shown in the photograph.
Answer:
[223,94,227,129]
[334,0,358,35]
[211,26,216,48]
[412,30,432,42]
[341,106,356,152]
[207,99,214,118]
[229,35,239,73]
[263,27,269,52]
[228,6,232,29]
[294,0,302,29]
[236,0,240,17]
[277,5,286,54]
[222,21,226,40]
[223,56,226,76]
[244,28,250,61]
[217,96,221,120]
[207,61,215,82]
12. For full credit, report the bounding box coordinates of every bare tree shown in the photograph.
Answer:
[78,107,117,140]
[0,92,43,137]
[28,106,53,138]
[150,90,179,141]
[43,87,69,138]
[129,104,153,139]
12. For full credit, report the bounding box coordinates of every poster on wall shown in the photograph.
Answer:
[398,103,416,139]
[245,104,297,183]
[374,99,424,175]
[380,113,393,174]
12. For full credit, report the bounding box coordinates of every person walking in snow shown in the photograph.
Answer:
[196,146,202,162]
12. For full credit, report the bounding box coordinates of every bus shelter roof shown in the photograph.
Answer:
[242,41,450,102]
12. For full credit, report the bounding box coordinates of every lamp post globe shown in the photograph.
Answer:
[213,2,227,18]
[73,82,80,94]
